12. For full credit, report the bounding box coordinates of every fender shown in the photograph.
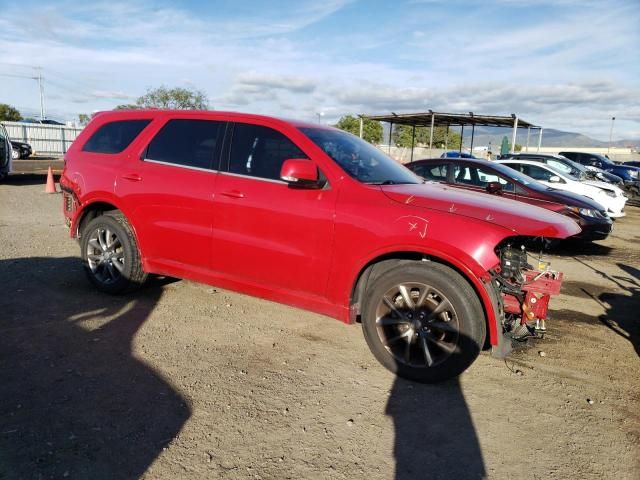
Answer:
[344,242,501,346]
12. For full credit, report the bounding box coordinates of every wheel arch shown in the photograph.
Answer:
[349,250,499,347]
[75,201,120,239]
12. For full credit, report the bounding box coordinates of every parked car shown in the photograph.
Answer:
[496,159,627,218]
[500,153,624,187]
[440,151,478,159]
[406,158,612,241]
[620,161,640,168]
[10,140,32,159]
[18,118,65,125]
[0,123,11,180]
[559,151,640,197]
[60,110,580,383]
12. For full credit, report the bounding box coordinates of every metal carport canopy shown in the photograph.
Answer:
[361,111,542,160]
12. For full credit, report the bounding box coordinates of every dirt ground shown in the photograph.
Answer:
[1,175,638,480]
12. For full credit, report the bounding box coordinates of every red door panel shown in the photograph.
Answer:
[212,173,336,297]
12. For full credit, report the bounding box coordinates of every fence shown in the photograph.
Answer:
[1,121,83,156]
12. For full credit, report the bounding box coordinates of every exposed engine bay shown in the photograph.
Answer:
[492,240,563,344]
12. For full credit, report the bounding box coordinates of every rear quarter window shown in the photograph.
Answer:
[82,119,151,154]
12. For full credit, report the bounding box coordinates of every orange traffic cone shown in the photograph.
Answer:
[45,166,57,193]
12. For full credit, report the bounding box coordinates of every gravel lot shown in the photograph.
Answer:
[1,175,638,480]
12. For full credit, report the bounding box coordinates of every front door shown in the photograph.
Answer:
[451,163,518,201]
[212,122,336,298]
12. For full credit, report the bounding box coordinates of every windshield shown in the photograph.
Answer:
[300,127,421,185]
[553,157,588,180]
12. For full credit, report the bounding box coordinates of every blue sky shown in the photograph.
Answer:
[0,0,638,140]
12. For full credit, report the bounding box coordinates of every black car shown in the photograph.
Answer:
[559,151,640,196]
[406,158,612,241]
[501,153,624,186]
[10,140,32,159]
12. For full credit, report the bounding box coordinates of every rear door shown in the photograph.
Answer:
[116,117,226,271]
[212,121,336,298]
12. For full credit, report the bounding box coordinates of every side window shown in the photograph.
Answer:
[476,167,515,192]
[453,166,478,186]
[501,162,522,173]
[422,164,449,181]
[547,159,571,174]
[229,123,307,180]
[146,119,224,170]
[83,120,151,154]
[523,165,561,182]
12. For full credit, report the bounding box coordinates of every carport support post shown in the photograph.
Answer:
[460,125,464,153]
[537,128,543,152]
[525,127,531,152]
[388,122,393,155]
[511,116,519,154]
[470,124,475,153]
[428,113,435,158]
[358,116,363,139]
[410,125,416,162]
[445,124,449,151]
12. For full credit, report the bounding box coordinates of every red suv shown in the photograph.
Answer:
[61,110,579,383]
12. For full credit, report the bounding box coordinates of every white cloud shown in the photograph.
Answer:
[0,0,637,140]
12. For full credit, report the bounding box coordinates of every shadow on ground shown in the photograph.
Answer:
[0,257,190,479]
[3,173,58,186]
[598,264,640,358]
[387,376,484,478]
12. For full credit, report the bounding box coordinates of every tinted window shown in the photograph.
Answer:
[146,119,224,170]
[83,120,150,154]
[452,165,514,191]
[229,123,307,180]
[413,164,448,181]
[522,164,562,182]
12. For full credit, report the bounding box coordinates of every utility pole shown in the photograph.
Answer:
[0,65,46,119]
[608,116,615,155]
[36,67,46,120]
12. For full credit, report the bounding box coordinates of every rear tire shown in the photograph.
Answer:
[11,148,20,160]
[80,212,147,294]
[361,262,486,383]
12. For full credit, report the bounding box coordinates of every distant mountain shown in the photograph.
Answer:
[456,126,639,149]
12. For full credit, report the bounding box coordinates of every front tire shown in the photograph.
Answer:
[80,212,147,294]
[361,262,486,383]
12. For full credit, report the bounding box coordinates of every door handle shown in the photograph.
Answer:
[121,173,142,182]
[220,190,245,199]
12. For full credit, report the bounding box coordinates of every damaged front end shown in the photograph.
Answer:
[489,239,564,357]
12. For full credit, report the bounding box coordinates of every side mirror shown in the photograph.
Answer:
[549,175,561,183]
[486,181,503,194]
[280,158,320,188]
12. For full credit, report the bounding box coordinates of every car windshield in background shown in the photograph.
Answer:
[300,128,421,185]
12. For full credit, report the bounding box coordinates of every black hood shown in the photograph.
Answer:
[544,187,606,211]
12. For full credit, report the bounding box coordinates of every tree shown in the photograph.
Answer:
[334,115,383,144]
[392,124,461,150]
[78,114,91,126]
[0,104,22,122]
[135,86,209,110]
[114,104,139,110]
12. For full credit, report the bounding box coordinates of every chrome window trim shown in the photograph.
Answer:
[143,158,219,174]
[220,171,287,185]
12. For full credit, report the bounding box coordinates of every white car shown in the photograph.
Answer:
[497,159,627,218]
